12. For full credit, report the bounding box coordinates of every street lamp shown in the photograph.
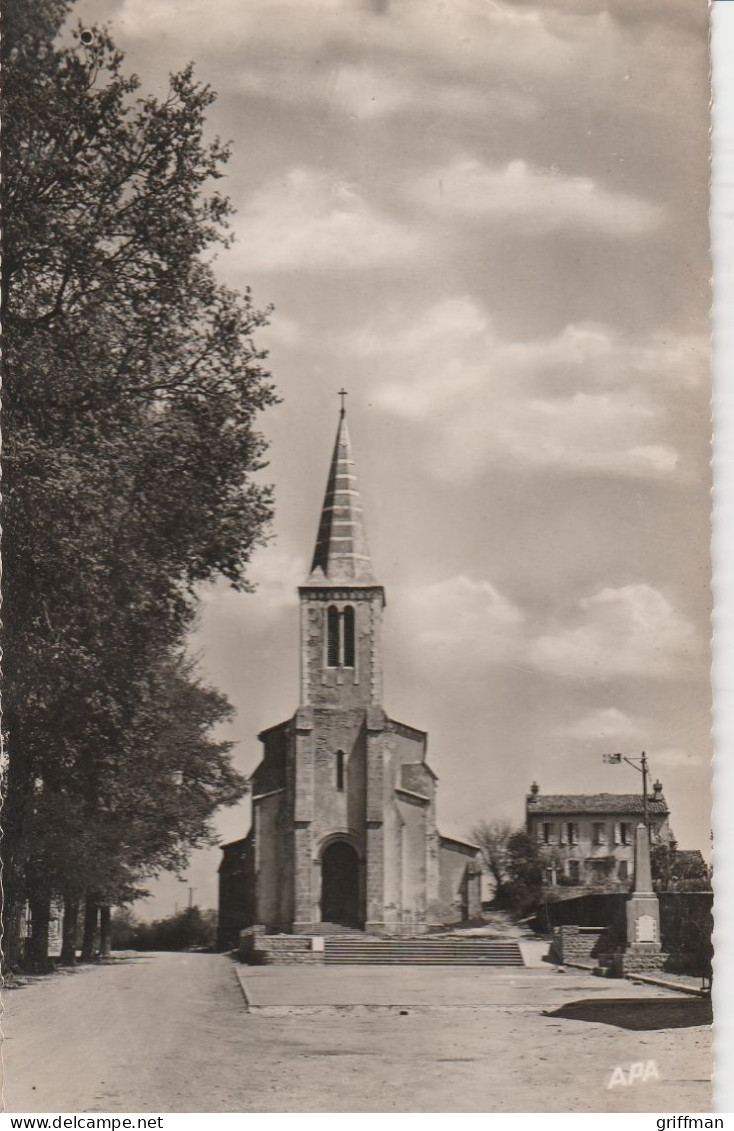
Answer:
[602,750,650,838]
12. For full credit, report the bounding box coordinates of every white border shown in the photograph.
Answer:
[711,0,734,1113]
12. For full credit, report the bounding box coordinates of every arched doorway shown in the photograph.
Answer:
[320,840,360,927]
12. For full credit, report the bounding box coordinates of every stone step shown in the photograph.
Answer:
[324,939,524,965]
[324,953,523,958]
[325,944,521,951]
[325,951,522,956]
[325,940,520,950]
[324,959,525,965]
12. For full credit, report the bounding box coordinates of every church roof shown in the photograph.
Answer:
[307,409,377,585]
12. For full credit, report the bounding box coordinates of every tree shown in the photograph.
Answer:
[1,2,277,968]
[651,841,712,892]
[122,907,219,952]
[502,829,546,917]
[53,649,248,962]
[109,907,139,950]
[470,821,550,917]
[471,819,514,904]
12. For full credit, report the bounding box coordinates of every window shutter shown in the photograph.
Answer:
[343,606,355,667]
[560,824,569,846]
[326,606,340,667]
[613,822,621,845]
[547,822,555,845]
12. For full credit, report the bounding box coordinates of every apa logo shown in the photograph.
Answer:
[607,1060,660,1088]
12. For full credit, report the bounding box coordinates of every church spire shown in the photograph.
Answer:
[308,400,376,585]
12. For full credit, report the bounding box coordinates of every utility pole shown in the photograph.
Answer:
[188,887,195,910]
[603,750,651,841]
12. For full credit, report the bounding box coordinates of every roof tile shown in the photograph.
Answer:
[527,792,668,815]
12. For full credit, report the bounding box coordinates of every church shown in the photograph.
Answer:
[217,406,481,946]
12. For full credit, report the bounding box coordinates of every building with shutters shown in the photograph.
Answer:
[217,407,482,946]
[525,780,675,893]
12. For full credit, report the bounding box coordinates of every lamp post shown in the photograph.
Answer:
[603,750,650,838]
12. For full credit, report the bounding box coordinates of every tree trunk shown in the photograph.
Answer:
[60,895,80,965]
[81,899,99,961]
[99,905,112,957]
[27,893,52,972]
[1,898,26,972]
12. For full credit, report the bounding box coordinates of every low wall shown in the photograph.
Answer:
[239,925,324,965]
[551,925,617,965]
[540,893,627,935]
[543,892,712,975]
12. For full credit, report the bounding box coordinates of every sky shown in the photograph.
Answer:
[74,0,712,918]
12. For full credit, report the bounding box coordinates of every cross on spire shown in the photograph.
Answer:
[338,387,348,416]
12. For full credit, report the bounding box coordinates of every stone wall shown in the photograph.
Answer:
[217,836,255,950]
[605,949,669,975]
[436,840,482,924]
[540,892,627,935]
[255,791,287,927]
[541,890,712,967]
[239,925,325,965]
[299,589,384,710]
[552,925,617,964]
[311,707,368,840]
[397,792,428,923]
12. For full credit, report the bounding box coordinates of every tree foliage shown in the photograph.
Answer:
[471,819,514,897]
[111,906,219,952]
[651,841,712,893]
[471,821,547,916]
[1,1,278,965]
[502,830,546,916]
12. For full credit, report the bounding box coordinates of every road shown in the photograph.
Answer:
[1,952,712,1113]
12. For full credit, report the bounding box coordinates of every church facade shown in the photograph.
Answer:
[218,410,481,945]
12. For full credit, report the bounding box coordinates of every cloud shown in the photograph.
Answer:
[117,0,608,86]
[234,60,535,122]
[114,0,706,146]
[348,297,703,481]
[556,707,647,743]
[258,314,304,349]
[653,747,706,769]
[528,584,700,680]
[246,547,306,615]
[198,547,304,622]
[392,577,702,687]
[232,168,422,272]
[505,0,703,33]
[113,0,704,158]
[408,158,664,236]
[397,574,523,663]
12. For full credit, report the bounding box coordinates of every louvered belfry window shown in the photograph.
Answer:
[327,605,340,667]
[326,605,356,668]
[343,606,355,667]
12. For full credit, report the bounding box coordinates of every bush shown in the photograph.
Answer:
[111,907,218,951]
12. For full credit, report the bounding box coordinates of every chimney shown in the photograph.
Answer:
[528,781,540,802]
[652,779,663,802]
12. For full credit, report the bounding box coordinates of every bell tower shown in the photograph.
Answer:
[217,391,483,942]
[298,399,385,710]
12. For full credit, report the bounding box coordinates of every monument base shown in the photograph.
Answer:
[605,945,669,977]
